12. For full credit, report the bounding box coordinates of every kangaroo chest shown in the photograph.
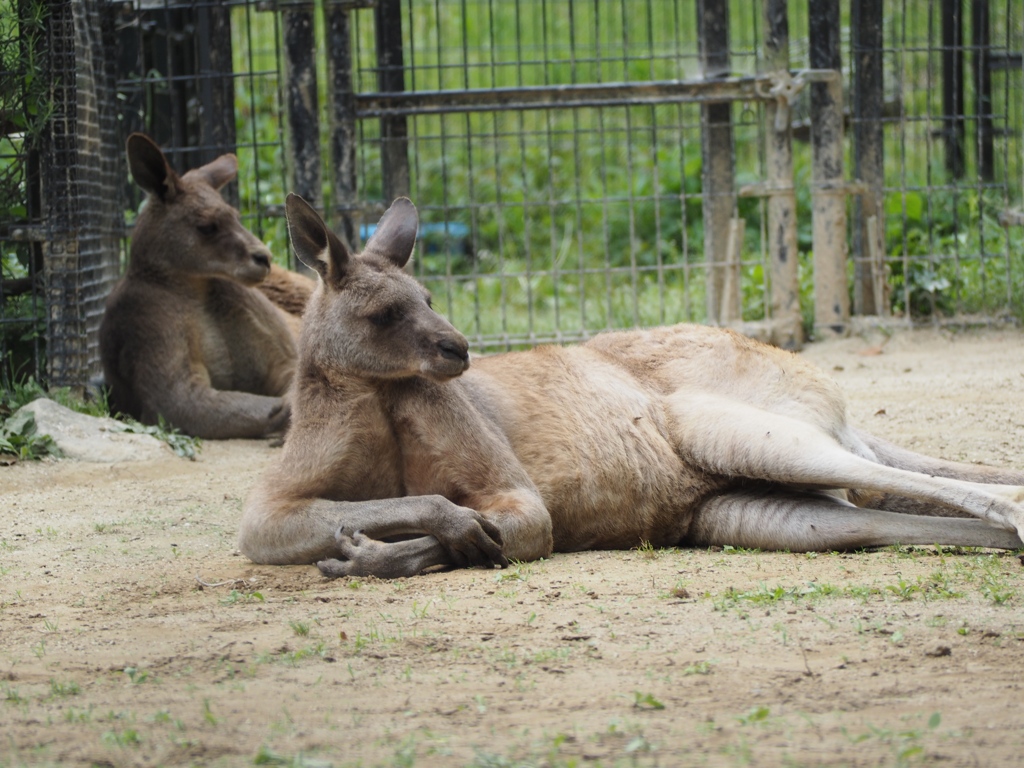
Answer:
[194,283,294,393]
[382,382,504,502]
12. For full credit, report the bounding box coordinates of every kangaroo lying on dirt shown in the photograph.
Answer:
[100,134,314,439]
[239,194,1024,577]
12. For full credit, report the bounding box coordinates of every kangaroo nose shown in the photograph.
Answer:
[438,337,469,363]
[252,252,270,270]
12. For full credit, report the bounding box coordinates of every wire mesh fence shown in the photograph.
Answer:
[1,0,1022,389]
[1,0,122,389]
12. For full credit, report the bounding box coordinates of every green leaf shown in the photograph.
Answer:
[632,691,665,710]
[4,409,37,437]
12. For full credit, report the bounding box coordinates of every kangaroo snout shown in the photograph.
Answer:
[252,252,271,270]
[438,337,469,364]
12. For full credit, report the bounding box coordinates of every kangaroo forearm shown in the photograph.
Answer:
[311,495,459,539]
[238,496,350,564]
[156,390,287,439]
[238,494,504,568]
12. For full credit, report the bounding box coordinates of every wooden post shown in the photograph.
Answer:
[852,0,886,315]
[697,0,737,326]
[809,0,848,336]
[761,0,801,349]
[720,217,745,325]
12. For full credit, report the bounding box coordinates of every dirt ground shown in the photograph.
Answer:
[2,327,1024,768]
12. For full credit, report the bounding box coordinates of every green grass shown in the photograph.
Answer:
[116,416,202,460]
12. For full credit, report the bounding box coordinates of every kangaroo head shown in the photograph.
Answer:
[285,193,470,382]
[126,133,273,285]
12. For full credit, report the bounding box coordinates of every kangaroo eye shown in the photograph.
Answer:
[369,307,401,328]
[197,222,218,237]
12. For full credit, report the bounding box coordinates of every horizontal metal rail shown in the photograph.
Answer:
[354,70,839,117]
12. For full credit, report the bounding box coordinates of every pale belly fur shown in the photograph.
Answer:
[468,343,728,551]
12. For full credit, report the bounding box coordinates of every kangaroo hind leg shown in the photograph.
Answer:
[851,428,1024,516]
[665,391,1024,537]
[855,428,1024,485]
[690,488,1023,551]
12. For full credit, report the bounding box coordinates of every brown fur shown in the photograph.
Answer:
[238,195,1024,578]
[99,134,312,439]
[259,264,315,337]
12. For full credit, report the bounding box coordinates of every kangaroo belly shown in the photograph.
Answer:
[533,400,715,551]
[472,347,724,550]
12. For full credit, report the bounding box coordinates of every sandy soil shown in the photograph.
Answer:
[2,328,1023,767]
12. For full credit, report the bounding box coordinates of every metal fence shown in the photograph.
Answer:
[1,0,122,389]
[1,0,1022,389]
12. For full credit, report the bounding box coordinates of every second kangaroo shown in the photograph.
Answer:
[100,134,313,439]
[239,195,1024,578]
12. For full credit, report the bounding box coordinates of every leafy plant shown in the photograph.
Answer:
[682,660,714,676]
[736,705,771,726]
[117,416,201,460]
[220,589,265,605]
[632,691,665,710]
[123,666,149,685]
[0,407,59,460]
[0,377,101,460]
[49,679,80,697]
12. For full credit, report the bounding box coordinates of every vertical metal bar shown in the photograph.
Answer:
[114,3,144,141]
[809,0,848,336]
[375,0,410,201]
[159,7,191,166]
[283,6,322,204]
[196,3,238,206]
[696,0,736,326]
[942,0,965,178]
[116,5,181,167]
[972,0,993,181]
[852,0,885,316]
[761,0,801,349]
[283,6,321,276]
[326,3,357,246]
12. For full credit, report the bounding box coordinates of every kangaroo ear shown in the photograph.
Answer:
[364,197,418,269]
[188,153,238,191]
[285,193,351,283]
[126,133,180,202]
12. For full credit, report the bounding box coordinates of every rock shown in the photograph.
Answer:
[15,399,172,462]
